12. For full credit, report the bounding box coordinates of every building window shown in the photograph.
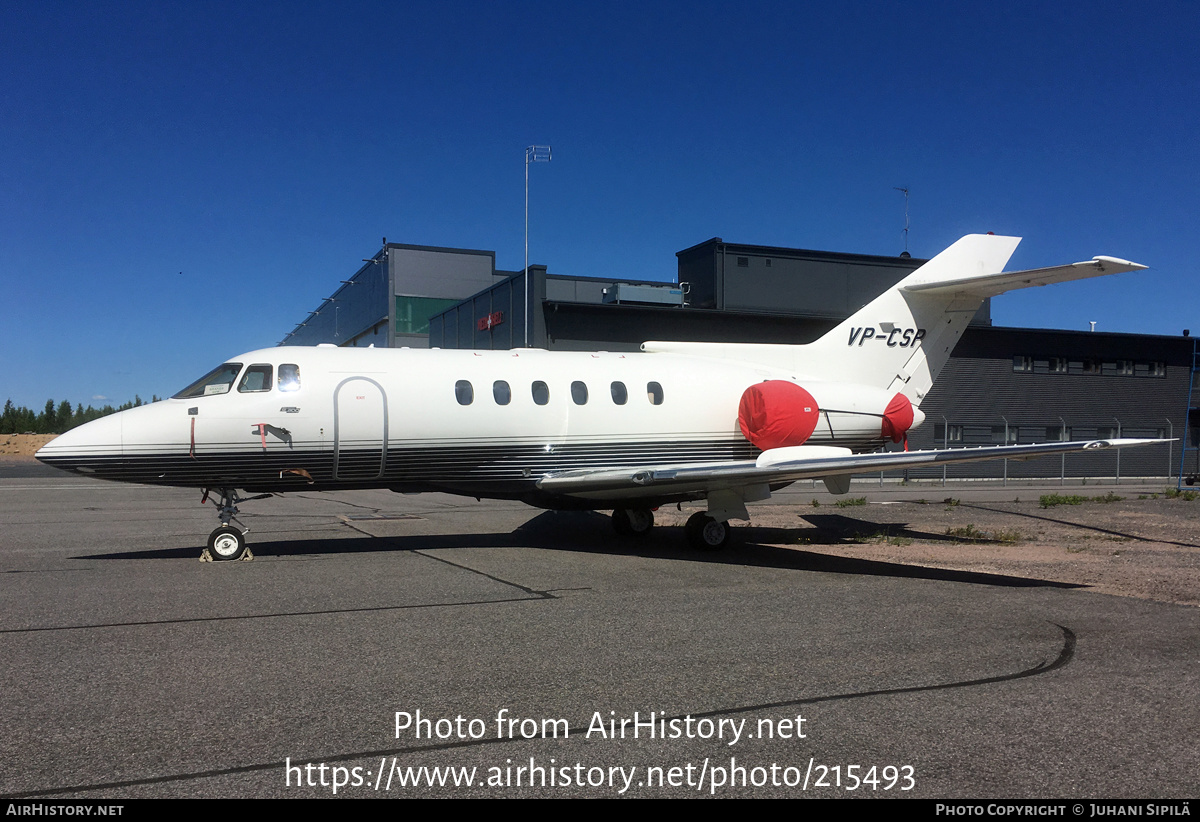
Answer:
[532,381,549,406]
[1047,426,1071,441]
[1013,356,1032,372]
[736,257,749,267]
[493,380,511,405]
[455,380,473,405]
[933,424,963,443]
[395,296,460,335]
[991,426,1017,443]
[1049,357,1067,373]
[610,382,628,405]
[571,381,588,405]
[647,382,664,405]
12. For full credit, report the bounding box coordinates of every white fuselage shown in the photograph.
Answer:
[37,345,909,508]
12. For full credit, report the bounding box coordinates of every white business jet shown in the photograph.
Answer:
[38,234,1157,560]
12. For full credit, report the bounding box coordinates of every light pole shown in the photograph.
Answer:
[525,145,552,348]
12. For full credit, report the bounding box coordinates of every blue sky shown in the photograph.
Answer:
[1,1,1196,408]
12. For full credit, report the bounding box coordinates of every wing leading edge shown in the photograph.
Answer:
[536,438,1166,501]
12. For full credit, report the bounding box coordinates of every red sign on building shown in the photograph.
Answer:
[477,311,504,331]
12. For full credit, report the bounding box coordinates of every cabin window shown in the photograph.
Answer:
[493,380,511,405]
[278,364,301,392]
[532,381,550,406]
[173,362,243,399]
[571,381,588,405]
[610,381,628,405]
[237,364,273,393]
[647,382,664,405]
[455,380,474,405]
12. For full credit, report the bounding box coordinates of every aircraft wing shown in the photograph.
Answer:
[536,438,1166,501]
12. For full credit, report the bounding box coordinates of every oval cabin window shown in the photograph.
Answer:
[647,382,664,405]
[493,380,511,405]
[455,380,474,405]
[571,381,588,405]
[531,381,550,406]
[610,381,627,405]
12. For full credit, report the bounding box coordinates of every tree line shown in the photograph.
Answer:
[1,396,161,436]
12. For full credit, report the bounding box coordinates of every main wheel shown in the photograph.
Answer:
[612,508,654,537]
[207,526,247,561]
[685,512,729,551]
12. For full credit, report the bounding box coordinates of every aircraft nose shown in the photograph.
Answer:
[35,411,123,471]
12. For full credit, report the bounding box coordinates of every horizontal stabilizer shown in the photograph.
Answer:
[903,256,1147,299]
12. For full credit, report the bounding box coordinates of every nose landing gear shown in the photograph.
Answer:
[201,488,270,562]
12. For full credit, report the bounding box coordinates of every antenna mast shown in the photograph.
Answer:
[893,186,910,256]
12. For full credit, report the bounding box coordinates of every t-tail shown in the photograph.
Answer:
[642,234,1146,405]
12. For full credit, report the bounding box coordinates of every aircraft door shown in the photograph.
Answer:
[334,377,388,480]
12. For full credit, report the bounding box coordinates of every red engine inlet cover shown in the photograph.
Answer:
[738,381,820,450]
[880,392,915,443]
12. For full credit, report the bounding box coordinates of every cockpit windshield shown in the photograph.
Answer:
[173,363,244,399]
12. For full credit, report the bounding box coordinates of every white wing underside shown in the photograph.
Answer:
[537,439,1165,501]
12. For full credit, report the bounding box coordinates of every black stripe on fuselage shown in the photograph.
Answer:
[37,435,883,500]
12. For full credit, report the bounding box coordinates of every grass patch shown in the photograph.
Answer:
[1166,488,1198,501]
[945,524,1022,544]
[834,497,867,508]
[1039,494,1086,508]
[1040,492,1126,508]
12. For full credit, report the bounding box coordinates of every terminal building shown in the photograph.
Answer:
[281,237,1198,482]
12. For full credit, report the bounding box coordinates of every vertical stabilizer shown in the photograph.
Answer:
[801,234,1021,402]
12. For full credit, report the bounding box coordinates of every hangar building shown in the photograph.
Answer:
[281,238,1197,482]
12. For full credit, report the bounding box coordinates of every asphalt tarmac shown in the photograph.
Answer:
[1,465,1197,798]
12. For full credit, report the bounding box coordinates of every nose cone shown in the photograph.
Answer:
[911,406,926,429]
[35,411,123,473]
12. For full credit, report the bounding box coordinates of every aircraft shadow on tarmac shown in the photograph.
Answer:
[78,509,1082,591]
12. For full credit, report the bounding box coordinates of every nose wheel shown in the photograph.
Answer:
[207,525,247,561]
[201,487,268,562]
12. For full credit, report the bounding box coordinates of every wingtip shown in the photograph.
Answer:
[1092,255,1149,271]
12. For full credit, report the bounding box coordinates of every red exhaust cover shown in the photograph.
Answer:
[880,393,915,443]
[738,381,820,450]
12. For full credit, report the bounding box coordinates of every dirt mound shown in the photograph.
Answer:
[0,433,58,457]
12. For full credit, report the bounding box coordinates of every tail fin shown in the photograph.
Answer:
[642,234,1146,404]
[806,233,1020,402]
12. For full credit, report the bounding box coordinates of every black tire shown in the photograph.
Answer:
[685,512,729,551]
[207,526,247,561]
[612,508,654,537]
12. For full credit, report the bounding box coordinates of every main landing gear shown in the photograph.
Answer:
[684,512,730,551]
[611,507,655,537]
[610,506,733,551]
[201,488,270,562]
